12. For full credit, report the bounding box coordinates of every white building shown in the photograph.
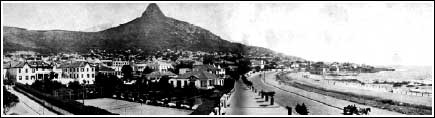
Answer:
[147,60,174,72]
[133,61,148,73]
[58,61,96,85]
[250,59,265,69]
[169,71,224,90]
[6,61,57,85]
[111,60,129,78]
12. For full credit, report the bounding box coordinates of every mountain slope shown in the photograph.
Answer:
[3,3,304,61]
[3,3,244,54]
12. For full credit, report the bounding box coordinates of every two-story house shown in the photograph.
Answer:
[58,61,96,85]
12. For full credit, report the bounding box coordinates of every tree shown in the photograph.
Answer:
[68,81,81,92]
[168,68,177,74]
[142,66,154,75]
[3,86,19,115]
[121,65,133,81]
[203,55,214,65]
[48,71,56,81]
[254,66,261,72]
[295,103,309,115]
[237,59,251,75]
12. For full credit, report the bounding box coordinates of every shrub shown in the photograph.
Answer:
[3,86,19,114]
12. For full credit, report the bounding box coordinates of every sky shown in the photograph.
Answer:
[2,2,434,66]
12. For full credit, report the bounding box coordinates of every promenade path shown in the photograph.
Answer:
[250,71,403,115]
[224,79,289,115]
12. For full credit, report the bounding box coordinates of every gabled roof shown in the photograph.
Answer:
[176,71,218,80]
[147,60,173,66]
[99,65,115,72]
[193,64,218,71]
[3,62,14,69]
[28,60,52,68]
[58,61,90,68]
[146,71,177,78]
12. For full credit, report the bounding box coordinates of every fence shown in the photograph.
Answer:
[13,86,74,115]
[210,83,235,115]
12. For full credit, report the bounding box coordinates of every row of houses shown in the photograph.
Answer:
[3,58,230,90]
[3,61,96,85]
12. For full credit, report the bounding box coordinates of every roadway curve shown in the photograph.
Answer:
[248,71,403,115]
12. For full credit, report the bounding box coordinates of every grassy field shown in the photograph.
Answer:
[276,73,432,115]
[78,98,193,115]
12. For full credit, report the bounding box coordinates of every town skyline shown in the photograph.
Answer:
[3,2,434,66]
[2,2,433,116]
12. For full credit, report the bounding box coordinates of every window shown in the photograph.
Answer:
[91,68,94,72]
[209,80,215,86]
[91,74,94,78]
[201,80,207,87]
[25,69,28,73]
[32,69,35,73]
[25,76,29,80]
[19,69,21,73]
[81,74,83,78]
[70,74,72,78]
[19,76,22,80]
[87,74,89,78]
[31,76,35,80]
[82,68,84,72]
[87,68,89,72]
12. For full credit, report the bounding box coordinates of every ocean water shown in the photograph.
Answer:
[357,65,433,83]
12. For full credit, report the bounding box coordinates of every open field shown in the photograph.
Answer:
[76,98,193,115]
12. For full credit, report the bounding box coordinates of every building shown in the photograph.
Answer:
[147,60,174,72]
[6,61,55,85]
[250,59,265,69]
[145,71,177,82]
[58,61,96,85]
[111,60,129,78]
[97,65,116,76]
[170,71,224,89]
[132,61,148,75]
[193,64,225,77]
[179,68,192,75]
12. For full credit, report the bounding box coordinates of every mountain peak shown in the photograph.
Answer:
[142,3,165,19]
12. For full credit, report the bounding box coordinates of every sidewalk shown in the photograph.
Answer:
[223,79,288,115]
[267,72,404,115]
[5,86,57,115]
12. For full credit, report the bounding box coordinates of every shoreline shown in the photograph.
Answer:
[275,72,432,115]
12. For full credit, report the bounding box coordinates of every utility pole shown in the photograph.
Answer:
[82,84,85,105]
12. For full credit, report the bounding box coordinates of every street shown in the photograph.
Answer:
[5,86,57,115]
[225,79,288,115]
[248,71,404,115]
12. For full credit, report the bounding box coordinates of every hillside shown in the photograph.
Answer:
[3,3,304,61]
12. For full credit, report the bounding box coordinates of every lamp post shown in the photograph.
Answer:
[82,84,85,105]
